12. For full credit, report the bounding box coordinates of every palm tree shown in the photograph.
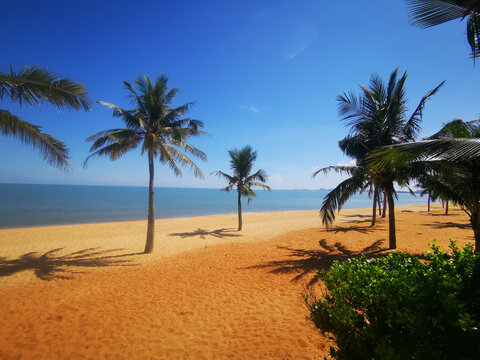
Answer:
[369,119,480,251]
[0,65,91,169]
[84,75,207,253]
[212,146,270,231]
[315,69,443,249]
[405,0,480,59]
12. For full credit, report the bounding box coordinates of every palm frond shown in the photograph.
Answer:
[160,143,204,179]
[312,165,357,178]
[0,65,91,110]
[319,175,366,226]
[405,0,469,28]
[368,139,480,170]
[0,110,70,170]
[404,80,445,140]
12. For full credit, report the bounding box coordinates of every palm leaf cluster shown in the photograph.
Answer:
[85,75,206,175]
[0,65,91,169]
[405,0,480,58]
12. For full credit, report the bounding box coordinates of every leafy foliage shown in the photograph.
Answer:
[212,146,270,202]
[0,65,91,169]
[306,241,480,359]
[405,0,480,59]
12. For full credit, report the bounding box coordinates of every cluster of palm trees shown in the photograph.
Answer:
[312,1,480,252]
[1,67,269,254]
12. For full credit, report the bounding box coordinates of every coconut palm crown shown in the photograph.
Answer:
[405,0,480,59]
[212,146,270,231]
[84,74,207,253]
[0,65,91,169]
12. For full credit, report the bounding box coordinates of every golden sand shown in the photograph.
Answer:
[0,204,474,359]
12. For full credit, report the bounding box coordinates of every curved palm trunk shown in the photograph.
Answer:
[386,182,396,249]
[237,188,242,231]
[427,192,431,212]
[371,187,378,226]
[144,150,155,253]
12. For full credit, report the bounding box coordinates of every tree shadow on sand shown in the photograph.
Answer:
[246,239,388,285]
[327,219,382,234]
[0,247,139,280]
[169,227,241,239]
[427,221,471,230]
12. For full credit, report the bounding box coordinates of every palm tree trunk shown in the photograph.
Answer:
[382,192,387,218]
[144,151,155,253]
[237,188,242,231]
[371,187,378,226]
[427,192,431,212]
[445,200,449,215]
[471,212,480,253]
[377,190,382,215]
[386,183,396,249]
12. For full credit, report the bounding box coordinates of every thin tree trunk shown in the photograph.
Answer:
[371,187,378,226]
[144,151,155,253]
[471,212,479,253]
[237,188,242,231]
[386,183,396,249]
[445,200,449,215]
[377,190,382,215]
[382,192,387,218]
[427,192,431,212]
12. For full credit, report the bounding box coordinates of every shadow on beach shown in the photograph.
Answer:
[169,227,240,239]
[0,247,139,280]
[246,238,388,286]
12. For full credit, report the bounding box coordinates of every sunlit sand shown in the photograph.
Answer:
[0,205,473,359]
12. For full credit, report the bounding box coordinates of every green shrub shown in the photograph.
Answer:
[306,241,480,360]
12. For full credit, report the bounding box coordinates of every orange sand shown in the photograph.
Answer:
[0,205,474,359]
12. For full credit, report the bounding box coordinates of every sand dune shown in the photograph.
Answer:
[0,205,474,359]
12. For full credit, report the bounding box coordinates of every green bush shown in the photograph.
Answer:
[306,241,480,360]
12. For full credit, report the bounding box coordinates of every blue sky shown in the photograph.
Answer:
[1,0,479,189]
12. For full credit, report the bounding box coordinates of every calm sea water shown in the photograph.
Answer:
[0,184,428,228]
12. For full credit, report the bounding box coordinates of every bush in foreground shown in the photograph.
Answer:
[306,241,480,359]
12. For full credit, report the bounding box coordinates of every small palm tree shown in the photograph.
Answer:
[212,146,270,231]
[84,75,207,253]
[0,65,91,169]
[405,0,480,59]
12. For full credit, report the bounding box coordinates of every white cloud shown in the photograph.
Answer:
[249,105,259,113]
[337,159,356,167]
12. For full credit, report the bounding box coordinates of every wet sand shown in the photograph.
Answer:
[0,204,473,359]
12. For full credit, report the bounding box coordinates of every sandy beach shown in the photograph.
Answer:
[0,204,474,359]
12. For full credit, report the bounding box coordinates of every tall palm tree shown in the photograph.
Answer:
[369,119,480,251]
[0,65,91,169]
[84,75,207,253]
[315,69,443,249]
[212,146,270,231]
[405,0,480,59]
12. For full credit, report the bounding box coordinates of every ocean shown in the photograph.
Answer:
[0,183,428,228]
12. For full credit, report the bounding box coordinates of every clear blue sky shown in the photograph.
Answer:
[1,0,479,189]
